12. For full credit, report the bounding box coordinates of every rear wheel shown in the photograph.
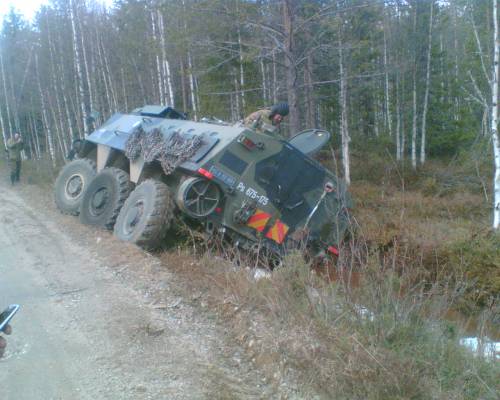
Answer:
[54,158,96,215]
[114,179,175,249]
[79,167,133,229]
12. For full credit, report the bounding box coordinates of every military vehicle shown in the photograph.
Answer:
[54,105,351,262]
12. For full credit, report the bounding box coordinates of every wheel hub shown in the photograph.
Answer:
[65,174,84,199]
[91,187,109,211]
[123,200,144,234]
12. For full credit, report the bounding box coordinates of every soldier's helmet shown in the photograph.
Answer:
[270,102,289,118]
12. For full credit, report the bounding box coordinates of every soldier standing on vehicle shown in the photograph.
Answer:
[6,133,24,185]
[243,102,289,136]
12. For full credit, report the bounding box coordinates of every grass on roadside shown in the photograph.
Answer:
[0,157,58,189]
[161,245,499,400]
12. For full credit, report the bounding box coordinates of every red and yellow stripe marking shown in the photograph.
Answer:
[265,220,289,244]
[246,210,271,232]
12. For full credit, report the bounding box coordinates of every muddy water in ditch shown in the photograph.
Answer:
[320,266,499,360]
[445,310,499,360]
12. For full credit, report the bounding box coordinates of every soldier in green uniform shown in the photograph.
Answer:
[243,102,289,136]
[6,133,24,185]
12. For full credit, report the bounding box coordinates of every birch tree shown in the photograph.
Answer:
[339,22,350,186]
[420,1,434,165]
[69,0,89,136]
[411,3,418,170]
[491,0,500,229]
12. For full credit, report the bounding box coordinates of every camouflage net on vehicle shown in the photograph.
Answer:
[125,126,204,175]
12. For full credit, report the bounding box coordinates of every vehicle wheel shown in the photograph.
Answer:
[114,179,175,249]
[79,167,133,229]
[54,158,96,215]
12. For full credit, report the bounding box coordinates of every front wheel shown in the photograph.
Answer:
[79,167,133,229]
[54,158,96,215]
[114,179,175,249]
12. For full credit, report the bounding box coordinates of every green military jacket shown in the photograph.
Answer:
[7,138,24,161]
[243,109,279,136]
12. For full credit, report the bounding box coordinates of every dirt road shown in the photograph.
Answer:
[0,183,275,400]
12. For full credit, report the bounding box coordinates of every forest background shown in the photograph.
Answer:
[0,0,496,180]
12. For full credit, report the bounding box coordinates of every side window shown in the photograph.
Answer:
[219,151,248,175]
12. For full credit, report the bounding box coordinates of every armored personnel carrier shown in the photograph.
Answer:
[54,105,351,260]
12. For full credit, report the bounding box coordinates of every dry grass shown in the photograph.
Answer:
[155,159,500,399]
[159,244,499,399]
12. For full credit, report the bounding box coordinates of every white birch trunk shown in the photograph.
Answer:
[70,0,89,136]
[233,72,241,119]
[50,102,67,158]
[412,74,417,169]
[62,88,76,140]
[260,57,268,103]
[0,51,13,137]
[195,76,201,116]
[96,35,111,114]
[77,6,94,116]
[305,50,316,128]
[383,25,392,137]
[411,6,418,170]
[181,0,197,119]
[230,91,237,122]
[151,10,164,105]
[158,11,174,107]
[180,59,188,111]
[401,73,406,161]
[0,92,6,149]
[47,21,69,153]
[237,26,246,111]
[272,49,278,104]
[8,78,20,133]
[158,10,168,105]
[165,60,175,107]
[188,51,198,120]
[53,27,75,142]
[35,55,56,166]
[339,32,350,185]
[396,72,401,161]
[492,0,500,229]
[29,111,41,159]
[121,67,128,111]
[420,1,434,166]
[101,38,118,112]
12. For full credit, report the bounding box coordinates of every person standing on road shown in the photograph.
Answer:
[0,324,12,358]
[6,133,24,185]
[243,102,289,136]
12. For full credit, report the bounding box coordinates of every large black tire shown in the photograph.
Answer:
[114,179,175,249]
[54,158,97,215]
[79,167,133,229]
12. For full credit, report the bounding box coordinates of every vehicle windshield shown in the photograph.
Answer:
[255,143,325,226]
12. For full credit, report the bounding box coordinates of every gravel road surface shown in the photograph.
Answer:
[0,184,273,400]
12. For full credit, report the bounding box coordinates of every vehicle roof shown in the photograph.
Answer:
[85,113,249,170]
